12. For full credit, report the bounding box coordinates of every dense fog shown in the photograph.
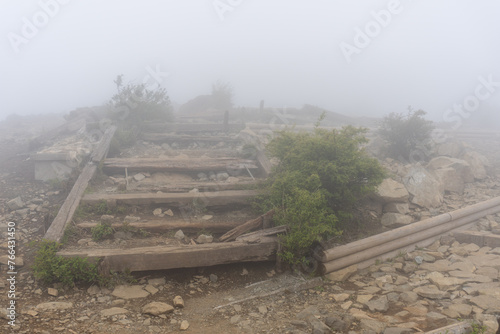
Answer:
[1,0,499,127]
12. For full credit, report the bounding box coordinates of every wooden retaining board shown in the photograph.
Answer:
[44,126,117,242]
[77,220,244,233]
[132,180,261,193]
[57,237,277,273]
[453,230,500,248]
[81,190,260,206]
[102,157,258,174]
[142,122,245,133]
[142,133,242,143]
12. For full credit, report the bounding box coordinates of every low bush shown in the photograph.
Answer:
[256,121,385,265]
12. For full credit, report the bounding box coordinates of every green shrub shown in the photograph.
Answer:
[91,221,114,241]
[378,108,434,161]
[256,123,385,265]
[32,241,99,287]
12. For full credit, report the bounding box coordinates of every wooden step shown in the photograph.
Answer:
[57,237,277,273]
[142,122,245,133]
[142,133,242,143]
[76,219,244,233]
[132,180,261,193]
[81,190,260,207]
[453,230,500,247]
[102,157,258,174]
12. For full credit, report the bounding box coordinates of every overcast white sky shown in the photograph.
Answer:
[1,0,500,124]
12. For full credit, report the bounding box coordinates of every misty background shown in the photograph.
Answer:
[1,0,500,126]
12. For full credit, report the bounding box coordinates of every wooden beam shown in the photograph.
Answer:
[453,230,500,248]
[142,122,245,133]
[132,180,261,193]
[102,157,258,174]
[256,150,272,177]
[142,133,242,143]
[91,125,117,163]
[44,126,117,242]
[76,220,245,233]
[220,210,274,242]
[44,164,97,241]
[81,190,260,207]
[57,237,278,272]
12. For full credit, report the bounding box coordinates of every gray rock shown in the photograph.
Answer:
[381,213,413,227]
[133,173,146,181]
[114,231,133,240]
[400,291,419,303]
[309,318,331,334]
[230,315,241,324]
[325,316,349,332]
[124,215,140,223]
[7,197,24,211]
[374,178,409,203]
[217,172,229,181]
[142,302,174,316]
[290,320,309,329]
[210,274,218,283]
[111,285,149,299]
[366,296,389,312]
[360,318,387,334]
[384,328,414,334]
[437,141,464,158]
[148,277,166,286]
[100,307,129,317]
[384,202,409,214]
[413,285,447,299]
[174,230,185,240]
[325,264,357,282]
[427,156,474,183]
[196,234,213,244]
[403,165,443,209]
[470,295,500,312]
[35,302,73,311]
[462,151,491,180]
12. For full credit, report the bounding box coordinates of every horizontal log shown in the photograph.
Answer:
[132,180,261,193]
[318,196,500,263]
[77,220,244,233]
[102,157,258,174]
[81,190,260,207]
[142,122,245,133]
[319,205,500,274]
[57,237,278,272]
[142,133,242,143]
[453,230,500,248]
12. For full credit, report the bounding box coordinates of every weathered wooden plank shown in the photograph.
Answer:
[81,190,260,207]
[142,122,245,133]
[454,230,500,248]
[220,210,274,242]
[142,133,242,143]
[91,125,117,163]
[77,220,244,233]
[102,157,258,174]
[256,150,272,177]
[44,164,97,241]
[44,126,118,242]
[133,180,261,193]
[57,237,278,272]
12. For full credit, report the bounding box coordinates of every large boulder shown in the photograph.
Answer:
[433,167,465,194]
[381,213,413,227]
[427,157,474,183]
[403,165,443,209]
[374,178,409,203]
[437,140,465,158]
[461,151,491,180]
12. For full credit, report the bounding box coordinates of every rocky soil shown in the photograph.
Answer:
[1,115,500,333]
